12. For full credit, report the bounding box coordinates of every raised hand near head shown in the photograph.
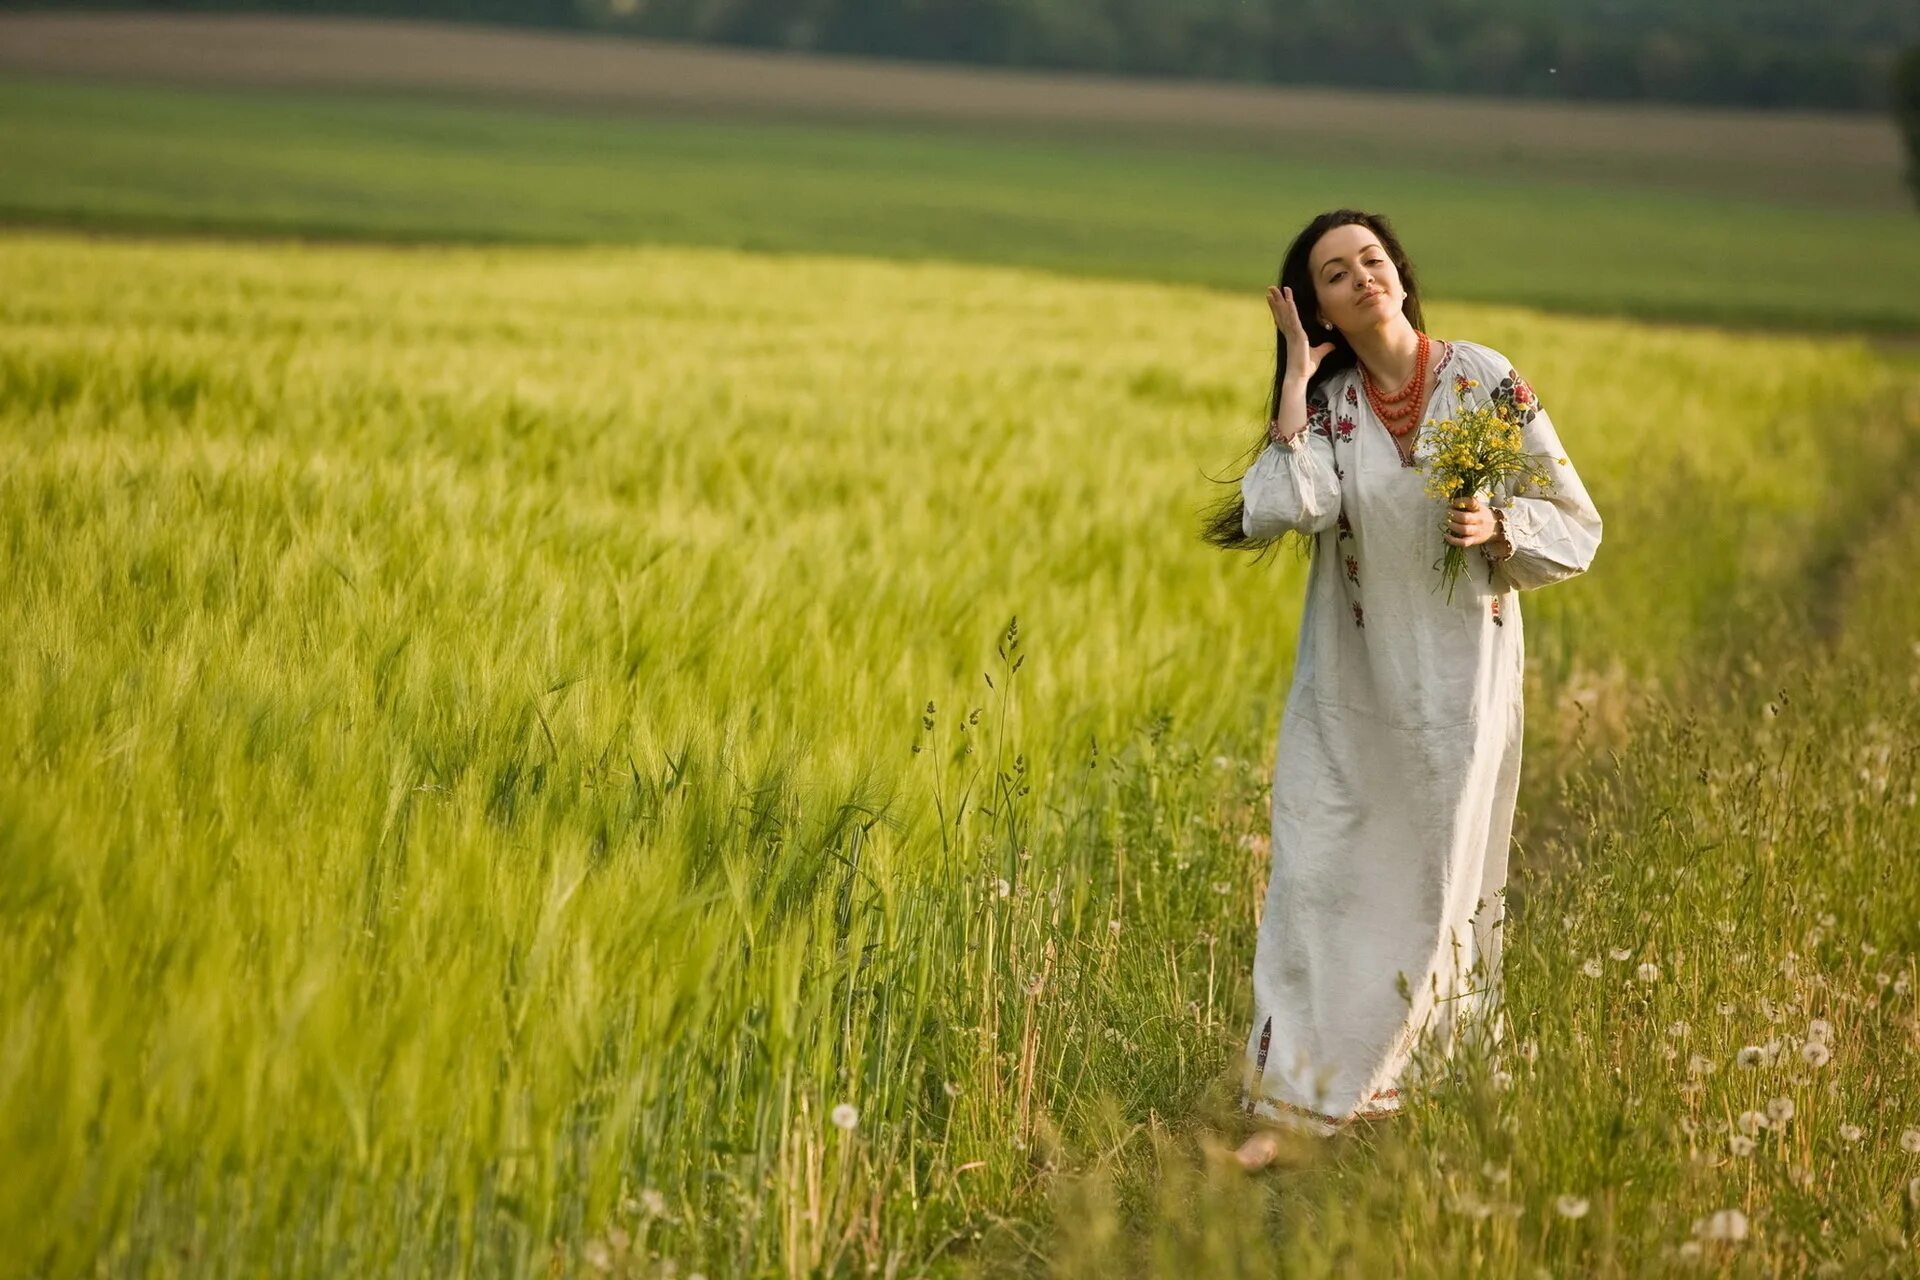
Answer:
[1267,285,1337,381]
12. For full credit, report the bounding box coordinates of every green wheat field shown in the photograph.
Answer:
[4,52,1920,1280]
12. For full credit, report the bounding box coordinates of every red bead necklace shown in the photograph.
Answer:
[1360,331,1432,438]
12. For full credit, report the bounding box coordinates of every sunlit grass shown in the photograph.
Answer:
[1,232,1917,1276]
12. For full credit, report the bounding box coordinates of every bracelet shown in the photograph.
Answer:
[1269,418,1306,448]
[1482,505,1516,564]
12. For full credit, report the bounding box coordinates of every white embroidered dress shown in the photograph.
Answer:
[1237,339,1602,1134]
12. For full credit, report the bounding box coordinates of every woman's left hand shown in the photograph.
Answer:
[1445,497,1497,547]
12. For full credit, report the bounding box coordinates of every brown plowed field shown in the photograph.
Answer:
[0,12,1905,208]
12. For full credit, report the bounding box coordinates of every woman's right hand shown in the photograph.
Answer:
[1267,285,1336,382]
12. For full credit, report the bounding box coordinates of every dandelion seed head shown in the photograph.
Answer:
[1554,1194,1590,1219]
[1737,1109,1768,1136]
[1801,1040,1830,1067]
[1900,1128,1920,1153]
[1729,1134,1755,1156]
[1637,961,1660,982]
[1807,1018,1833,1042]
[830,1103,860,1131]
[1581,958,1603,978]
[1839,1123,1863,1142]
[1609,947,1632,962]
[1735,1046,1765,1069]
[1693,1207,1749,1242]
[1766,1096,1794,1124]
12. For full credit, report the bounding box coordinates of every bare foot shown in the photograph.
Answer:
[1232,1127,1284,1172]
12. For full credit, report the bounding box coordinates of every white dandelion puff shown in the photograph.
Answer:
[1693,1208,1749,1242]
[1801,1040,1830,1068]
[1839,1123,1863,1142]
[1609,947,1632,962]
[1667,1020,1690,1039]
[993,878,1010,898]
[1729,1134,1756,1157]
[1899,1128,1920,1153]
[830,1103,860,1131]
[1737,1110,1768,1136]
[1581,958,1603,978]
[1807,1018,1833,1042]
[1554,1194,1590,1219]
[639,1189,668,1217]
[1637,962,1660,983]
[1735,1045,1765,1069]
[1766,1096,1794,1124]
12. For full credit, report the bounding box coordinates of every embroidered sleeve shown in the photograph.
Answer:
[1244,391,1343,539]
[1484,369,1602,591]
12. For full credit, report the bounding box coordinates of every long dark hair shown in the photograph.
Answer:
[1198,208,1426,559]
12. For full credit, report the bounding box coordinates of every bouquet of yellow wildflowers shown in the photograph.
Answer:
[1415,376,1565,603]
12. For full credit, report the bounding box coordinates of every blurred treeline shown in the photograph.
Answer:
[29,0,1920,111]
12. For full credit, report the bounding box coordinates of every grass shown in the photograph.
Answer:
[3,230,1920,1276]
[3,76,1920,334]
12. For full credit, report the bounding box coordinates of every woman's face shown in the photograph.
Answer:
[1307,223,1404,337]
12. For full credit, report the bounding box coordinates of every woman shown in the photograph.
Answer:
[1200,209,1603,1163]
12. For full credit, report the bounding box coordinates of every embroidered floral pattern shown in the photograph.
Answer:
[1490,369,1541,428]
[1344,554,1360,585]
[1490,594,1503,627]
[1251,1088,1403,1128]
[1453,371,1473,395]
[1351,601,1365,629]
[1336,510,1354,541]
[1307,396,1334,439]
[1334,413,1357,443]
[1344,384,1359,407]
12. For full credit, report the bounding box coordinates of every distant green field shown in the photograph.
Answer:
[5,233,1920,1277]
[3,77,1919,332]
